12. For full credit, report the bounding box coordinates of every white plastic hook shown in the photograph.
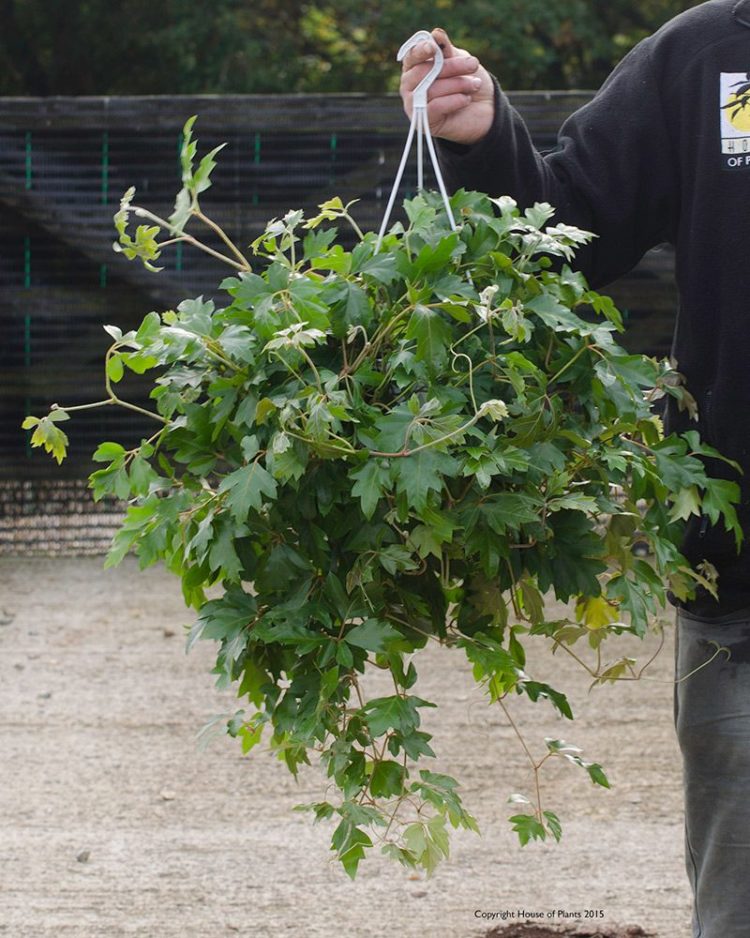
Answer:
[375,30,457,251]
[400,29,444,110]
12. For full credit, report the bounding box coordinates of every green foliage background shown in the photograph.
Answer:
[1,0,704,95]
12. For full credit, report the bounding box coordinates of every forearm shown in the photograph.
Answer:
[436,48,676,290]
[437,79,548,204]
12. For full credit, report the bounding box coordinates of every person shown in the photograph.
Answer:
[400,5,750,937]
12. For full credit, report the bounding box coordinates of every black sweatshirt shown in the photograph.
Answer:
[437,0,750,615]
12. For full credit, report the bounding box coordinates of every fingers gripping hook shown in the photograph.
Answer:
[398,30,444,110]
[375,30,457,251]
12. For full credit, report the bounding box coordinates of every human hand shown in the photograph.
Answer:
[399,27,494,145]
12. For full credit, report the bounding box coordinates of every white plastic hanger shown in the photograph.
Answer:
[375,30,458,251]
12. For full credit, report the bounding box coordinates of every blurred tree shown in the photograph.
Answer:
[0,0,704,95]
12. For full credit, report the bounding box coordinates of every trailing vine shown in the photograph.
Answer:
[23,119,741,874]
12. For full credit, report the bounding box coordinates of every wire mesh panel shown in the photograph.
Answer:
[0,93,678,554]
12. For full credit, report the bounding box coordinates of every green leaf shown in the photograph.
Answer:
[467,574,509,628]
[391,729,436,761]
[255,398,277,425]
[371,408,417,453]
[370,760,406,798]
[296,801,337,824]
[587,763,611,788]
[305,196,347,229]
[546,493,598,514]
[416,769,459,791]
[518,578,545,625]
[363,695,435,739]
[332,821,373,880]
[23,413,69,464]
[268,432,308,482]
[669,485,702,522]
[218,461,278,522]
[352,245,399,284]
[302,227,337,260]
[169,186,192,232]
[188,586,257,653]
[106,354,125,383]
[403,821,427,857]
[330,281,372,335]
[391,450,458,513]
[122,350,159,375]
[193,143,228,195]
[543,810,563,843]
[524,292,584,332]
[179,115,198,185]
[335,641,354,668]
[402,817,450,875]
[411,231,463,275]
[701,479,743,548]
[104,501,159,568]
[481,493,541,533]
[606,573,654,636]
[129,450,158,496]
[349,459,390,520]
[345,619,401,653]
[238,658,270,708]
[510,813,547,846]
[207,515,244,581]
[409,524,443,560]
[524,202,556,228]
[239,720,264,754]
[576,595,619,630]
[92,441,126,463]
[521,681,573,720]
[339,836,371,880]
[405,305,452,370]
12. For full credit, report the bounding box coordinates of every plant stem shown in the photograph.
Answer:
[636,626,666,677]
[343,212,365,242]
[450,321,487,352]
[182,234,248,271]
[104,346,169,424]
[270,350,306,386]
[370,415,479,459]
[498,697,544,823]
[385,614,444,648]
[194,208,252,269]
[451,351,479,414]
[51,399,113,413]
[283,428,357,456]
[158,236,189,250]
[299,348,324,392]
[553,640,599,679]
[113,398,169,424]
[203,338,242,372]
[349,303,414,373]
[134,206,247,271]
[548,343,591,385]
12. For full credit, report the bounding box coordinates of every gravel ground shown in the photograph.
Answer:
[0,557,692,938]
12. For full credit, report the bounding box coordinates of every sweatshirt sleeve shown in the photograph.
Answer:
[437,38,677,289]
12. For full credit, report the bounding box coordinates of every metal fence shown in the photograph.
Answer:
[0,92,678,554]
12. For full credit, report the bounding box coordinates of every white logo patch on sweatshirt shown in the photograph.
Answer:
[721,72,750,168]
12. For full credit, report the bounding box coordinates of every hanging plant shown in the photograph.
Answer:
[23,119,741,876]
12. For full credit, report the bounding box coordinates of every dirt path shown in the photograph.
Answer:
[0,557,691,938]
